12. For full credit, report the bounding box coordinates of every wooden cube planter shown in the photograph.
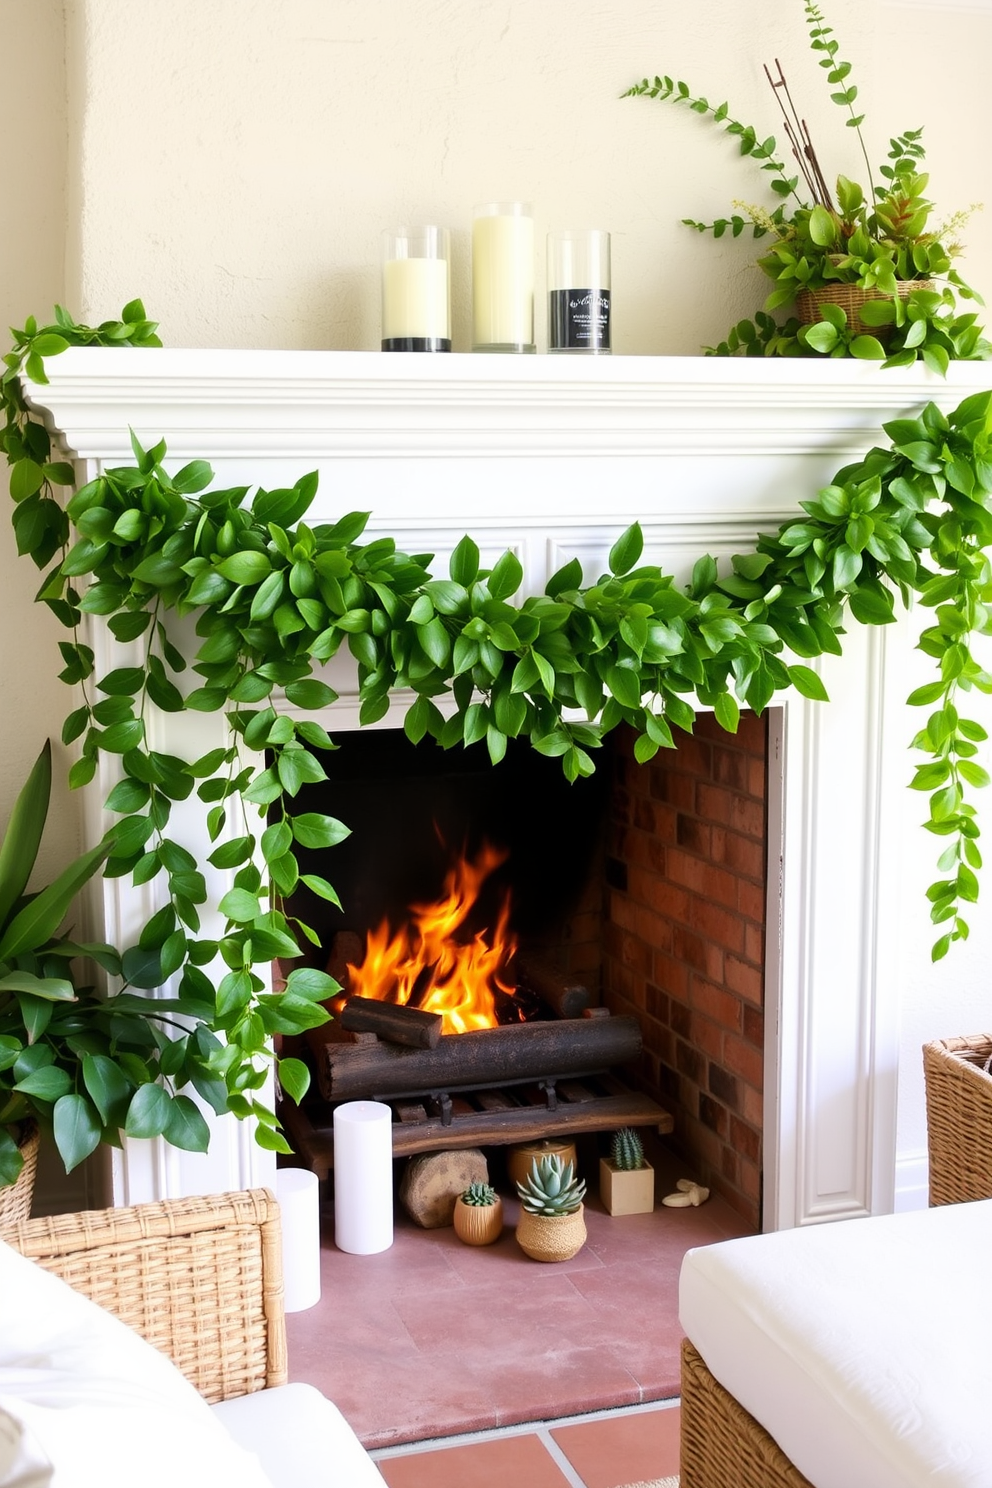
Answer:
[923,1034,992,1206]
[599,1157,655,1216]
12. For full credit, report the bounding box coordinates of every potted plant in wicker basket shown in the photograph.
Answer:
[625,0,988,369]
[515,1152,587,1262]
[599,1126,655,1216]
[922,1034,992,1205]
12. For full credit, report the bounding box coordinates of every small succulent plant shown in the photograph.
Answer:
[611,1127,645,1171]
[516,1153,587,1216]
[460,1181,498,1207]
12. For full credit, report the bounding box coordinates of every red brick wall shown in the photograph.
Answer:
[601,714,768,1228]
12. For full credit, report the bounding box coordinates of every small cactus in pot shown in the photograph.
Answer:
[600,1126,655,1216]
[453,1180,503,1246]
[515,1153,587,1261]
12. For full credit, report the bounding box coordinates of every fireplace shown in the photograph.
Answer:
[279,712,766,1224]
[26,348,992,1229]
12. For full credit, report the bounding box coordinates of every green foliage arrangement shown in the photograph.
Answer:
[625,0,989,370]
[610,1126,645,1171]
[460,1180,498,1206]
[1,301,991,1183]
[516,1153,587,1216]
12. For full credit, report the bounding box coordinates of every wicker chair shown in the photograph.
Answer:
[5,1187,286,1404]
[681,1340,814,1488]
[2,1186,385,1486]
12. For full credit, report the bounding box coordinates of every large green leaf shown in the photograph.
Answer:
[0,838,112,960]
[53,1093,103,1171]
[0,741,51,928]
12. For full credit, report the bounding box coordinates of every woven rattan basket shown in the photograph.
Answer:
[923,1034,992,1206]
[0,1120,40,1228]
[795,280,934,335]
[681,1339,813,1487]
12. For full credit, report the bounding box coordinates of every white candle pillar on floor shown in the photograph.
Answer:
[275,1167,322,1312]
[472,201,535,353]
[333,1100,394,1254]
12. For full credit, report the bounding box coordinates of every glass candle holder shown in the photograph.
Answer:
[472,202,535,353]
[381,226,451,352]
[547,229,611,354]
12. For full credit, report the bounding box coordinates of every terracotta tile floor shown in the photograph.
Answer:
[284,1141,752,1461]
[373,1399,682,1487]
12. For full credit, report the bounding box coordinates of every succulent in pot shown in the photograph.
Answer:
[515,1152,587,1261]
[453,1180,503,1246]
[599,1126,655,1216]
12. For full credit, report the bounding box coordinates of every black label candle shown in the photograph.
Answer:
[547,229,611,354]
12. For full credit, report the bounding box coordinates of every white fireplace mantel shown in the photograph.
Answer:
[25,350,992,1230]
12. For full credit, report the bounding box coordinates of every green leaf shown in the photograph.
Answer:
[808,205,837,247]
[449,535,480,586]
[277,1056,311,1104]
[163,1093,211,1152]
[218,888,261,923]
[488,551,523,601]
[82,1053,132,1125]
[788,665,829,702]
[291,813,351,849]
[14,1065,72,1100]
[125,1082,173,1139]
[284,678,337,709]
[53,1093,103,1171]
[0,740,51,926]
[0,838,111,960]
[217,551,272,585]
[714,692,740,733]
[608,523,644,577]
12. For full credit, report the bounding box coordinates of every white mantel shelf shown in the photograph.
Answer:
[26,349,992,461]
[23,350,992,1230]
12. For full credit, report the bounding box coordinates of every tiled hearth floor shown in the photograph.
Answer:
[284,1141,751,1469]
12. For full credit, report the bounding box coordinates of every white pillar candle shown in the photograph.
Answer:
[472,202,535,353]
[332,1099,394,1254]
[381,226,451,351]
[275,1167,322,1312]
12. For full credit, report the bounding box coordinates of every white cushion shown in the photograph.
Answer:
[213,1383,385,1487]
[0,1236,274,1488]
[679,1199,992,1488]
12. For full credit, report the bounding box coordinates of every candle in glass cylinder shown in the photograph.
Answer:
[547,229,611,354]
[472,202,535,353]
[381,226,451,352]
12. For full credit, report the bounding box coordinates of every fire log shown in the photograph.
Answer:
[517,953,591,1021]
[315,1014,642,1103]
[339,996,443,1050]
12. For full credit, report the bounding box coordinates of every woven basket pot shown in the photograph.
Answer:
[795,280,934,338]
[0,1120,40,1227]
[453,1194,504,1246]
[515,1203,587,1262]
[923,1034,992,1206]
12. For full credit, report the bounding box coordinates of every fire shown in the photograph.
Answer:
[345,841,520,1034]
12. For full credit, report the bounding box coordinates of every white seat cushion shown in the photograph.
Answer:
[214,1384,385,1487]
[679,1199,992,1488]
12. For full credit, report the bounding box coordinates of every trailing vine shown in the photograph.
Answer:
[3,305,992,1166]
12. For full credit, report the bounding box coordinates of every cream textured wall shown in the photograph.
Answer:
[2,0,991,1208]
[0,0,76,877]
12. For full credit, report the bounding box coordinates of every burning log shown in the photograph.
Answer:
[340,995,443,1050]
[313,1014,642,1103]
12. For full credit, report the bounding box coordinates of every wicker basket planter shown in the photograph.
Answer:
[923,1034,992,1206]
[795,280,934,338]
[0,1120,40,1228]
[515,1204,587,1262]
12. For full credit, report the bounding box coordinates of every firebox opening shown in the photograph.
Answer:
[275,711,769,1231]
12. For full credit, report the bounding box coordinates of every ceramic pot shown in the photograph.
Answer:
[0,1119,40,1226]
[453,1194,504,1246]
[515,1203,587,1262]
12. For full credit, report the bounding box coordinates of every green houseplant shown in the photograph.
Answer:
[625,0,989,370]
[0,737,333,1193]
[515,1152,587,1261]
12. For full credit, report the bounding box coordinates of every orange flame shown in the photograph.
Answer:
[345,842,520,1034]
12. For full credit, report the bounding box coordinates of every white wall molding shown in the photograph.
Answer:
[24,351,992,1223]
